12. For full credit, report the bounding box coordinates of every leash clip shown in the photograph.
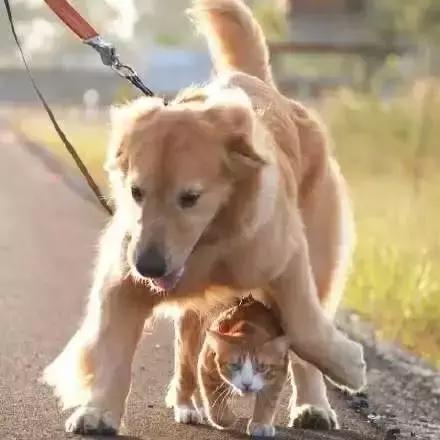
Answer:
[84,35,117,67]
[84,35,155,97]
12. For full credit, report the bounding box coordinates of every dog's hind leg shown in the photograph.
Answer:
[269,231,366,392]
[287,159,354,428]
[288,355,338,430]
[44,223,154,435]
[166,309,205,424]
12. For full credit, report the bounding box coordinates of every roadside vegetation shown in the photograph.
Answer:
[323,81,440,368]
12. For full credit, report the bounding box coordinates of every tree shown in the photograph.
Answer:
[374,0,440,75]
[374,0,439,46]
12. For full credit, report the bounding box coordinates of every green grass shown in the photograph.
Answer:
[10,82,440,368]
[323,82,440,368]
[11,107,108,188]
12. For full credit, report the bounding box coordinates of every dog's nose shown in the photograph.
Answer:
[135,245,167,278]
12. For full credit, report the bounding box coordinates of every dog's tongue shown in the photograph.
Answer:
[151,266,185,292]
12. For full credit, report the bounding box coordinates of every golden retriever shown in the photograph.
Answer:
[44,0,366,434]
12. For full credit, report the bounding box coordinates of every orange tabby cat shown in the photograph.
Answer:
[197,297,288,437]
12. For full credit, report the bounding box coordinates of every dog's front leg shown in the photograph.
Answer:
[45,275,152,435]
[44,224,153,435]
[166,309,205,424]
[269,235,366,391]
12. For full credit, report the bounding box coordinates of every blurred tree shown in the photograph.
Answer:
[0,0,200,66]
[375,0,440,45]
[1,0,289,67]
[375,0,440,77]
[373,1,440,191]
[250,0,287,41]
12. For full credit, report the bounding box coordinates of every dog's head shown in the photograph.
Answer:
[107,88,267,292]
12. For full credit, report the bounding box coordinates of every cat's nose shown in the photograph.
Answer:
[242,383,252,392]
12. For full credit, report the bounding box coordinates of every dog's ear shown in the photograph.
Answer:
[205,89,268,173]
[105,105,130,174]
[224,107,267,171]
[105,97,164,174]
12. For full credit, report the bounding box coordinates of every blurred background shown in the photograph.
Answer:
[0,0,439,368]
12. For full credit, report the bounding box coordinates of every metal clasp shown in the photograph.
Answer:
[83,35,155,97]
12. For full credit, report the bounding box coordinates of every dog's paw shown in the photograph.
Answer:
[289,405,338,430]
[65,406,119,435]
[247,421,276,437]
[165,382,177,408]
[327,336,367,392]
[174,404,203,424]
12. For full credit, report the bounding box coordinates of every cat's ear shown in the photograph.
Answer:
[260,336,289,359]
[206,330,238,354]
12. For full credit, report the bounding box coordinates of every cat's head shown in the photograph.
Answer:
[206,329,288,394]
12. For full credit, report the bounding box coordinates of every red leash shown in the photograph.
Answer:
[3,0,159,214]
[44,0,98,40]
[43,0,155,97]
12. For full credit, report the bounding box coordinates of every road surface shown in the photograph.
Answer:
[0,122,437,440]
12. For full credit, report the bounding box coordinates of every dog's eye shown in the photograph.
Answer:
[131,185,144,203]
[178,190,200,209]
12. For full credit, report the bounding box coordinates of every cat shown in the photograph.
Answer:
[197,296,288,437]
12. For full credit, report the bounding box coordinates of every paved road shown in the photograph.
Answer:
[0,124,384,440]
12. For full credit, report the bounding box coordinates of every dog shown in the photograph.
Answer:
[44,0,366,435]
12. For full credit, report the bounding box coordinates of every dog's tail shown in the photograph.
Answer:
[189,0,274,86]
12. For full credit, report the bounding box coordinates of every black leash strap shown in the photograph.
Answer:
[4,0,113,215]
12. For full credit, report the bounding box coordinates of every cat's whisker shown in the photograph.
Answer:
[218,387,232,424]
[211,385,230,424]
[213,382,227,396]
[213,383,227,404]
[212,383,229,410]
[229,390,237,411]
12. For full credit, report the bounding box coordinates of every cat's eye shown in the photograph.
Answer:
[256,363,267,373]
[178,190,201,209]
[229,363,241,371]
[131,185,143,203]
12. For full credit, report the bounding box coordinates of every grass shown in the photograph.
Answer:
[9,81,440,368]
[322,81,440,368]
[10,107,109,189]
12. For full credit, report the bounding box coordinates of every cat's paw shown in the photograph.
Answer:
[65,406,119,435]
[289,405,338,430]
[247,421,276,437]
[207,407,235,430]
[174,404,203,424]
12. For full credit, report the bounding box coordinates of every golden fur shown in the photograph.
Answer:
[44,0,365,434]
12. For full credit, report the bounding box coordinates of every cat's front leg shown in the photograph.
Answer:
[247,373,286,437]
[199,377,234,429]
[198,349,234,429]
